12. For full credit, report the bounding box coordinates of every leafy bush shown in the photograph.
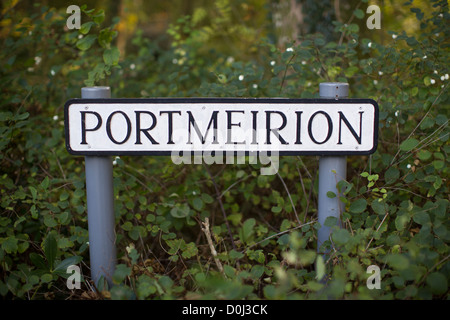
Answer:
[0,0,448,300]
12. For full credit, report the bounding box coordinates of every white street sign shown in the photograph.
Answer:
[65,98,378,156]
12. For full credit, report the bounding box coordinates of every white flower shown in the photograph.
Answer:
[407,164,411,169]
[434,70,438,74]
[423,55,427,59]
[252,84,258,89]
[172,58,178,64]
[238,75,244,81]
[373,80,378,85]
[441,75,445,81]
[130,63,135,70]
[112,160,117,165]
[395,111,399,117]
[392,34,397,39]
[445,74,449,80]
[378,71,383,76]
[50,69,55,76]
[34,56,42,65]
[270,60,276,66]
[430,79,435,84]
[78,34,83,39]
[368,42,372,48]
[301,60,306,65]
[286,47,293,52]
[53,115,58,121]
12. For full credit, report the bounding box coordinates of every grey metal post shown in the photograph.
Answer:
[317,82,349,253]
[82,87,117,288]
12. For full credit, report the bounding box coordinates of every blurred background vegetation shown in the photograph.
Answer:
[0,0,448,300]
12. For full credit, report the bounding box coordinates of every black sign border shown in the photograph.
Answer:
[64,97,379,156]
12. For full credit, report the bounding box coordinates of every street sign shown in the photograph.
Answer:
[65,98,378,156]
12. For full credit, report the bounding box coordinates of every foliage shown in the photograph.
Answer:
[0,0,448,300]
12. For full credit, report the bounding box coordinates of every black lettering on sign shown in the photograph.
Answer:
[308,111,332,145]
[187,110,219,144]
[338,111,363,145]
[226,110,245,145]
[160,111,181,144]
[80,111,102,145]
[106,111,131,145]
[265,111,288,145]
[135,111,159,145]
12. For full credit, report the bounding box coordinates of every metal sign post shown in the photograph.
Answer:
[66,87,378,287]
[81,87,117,288]
[317,82,349,253]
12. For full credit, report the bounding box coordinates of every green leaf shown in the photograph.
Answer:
[349,199,367,213]
[40,176,50,190]
[386,254,409,270]
[251,265,265,278]
[29,186,37,200]
[332,229,350,246]
[241,218,256,243]
[137,279,156,299]
[413,211,430,225]
[103,47,120,66]
[324,216,338,227]
[80,21,95,34]
[201,193,214,204]
[30,253,48,270]
[54,256,82,276]
[326,191,336,198]
[113,264,131,284]
[41,274,53,283]
[192,197,204,211]
[385,167,400,184]
[426,272,447,295]
[395,215,410,231]
[371,199,386,216]
[76,34,97,51]
[170,204,190,218]
[44,234,57,270]
[400,138,419,151]
[315,255,326,281]
[433,160,444,170]
[229,249,244,260]
[353,9,364,19]
[1,237,18,254]
[92,9,105,25]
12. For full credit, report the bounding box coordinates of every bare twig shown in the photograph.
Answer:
[365,209,389,251]
[201,218,225,277]
[203,164,238,252]
[276,171,301,225]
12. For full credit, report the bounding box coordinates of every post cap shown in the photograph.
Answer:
[319,82,349,99]
[81,86,111,99]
